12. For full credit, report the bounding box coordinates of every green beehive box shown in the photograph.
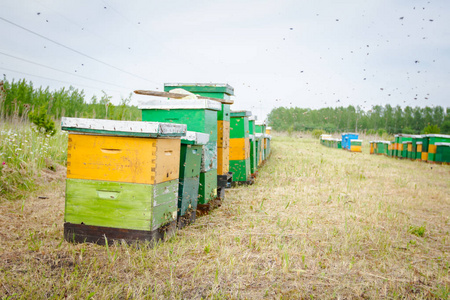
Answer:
[177,131,209,227]
[230,159,251,182]
[230,111,252,183]
[427,134,450,163]
[64,178,179,245]
[401,141,408,158]
[139,99,220,205]
[382,141,389,155]
[201,141,218,172]
[393,135,400,157]
[406,141,413,159]
[249,118,257,175]
[164,83,234,122]
[435,143,450,164]
[65,179,178,232]
[420,135,429,161]
[416,141,423,160]
[164,83,234,197]
[140,99,220,141]
[411,135,422,160]
[199,169,217,204]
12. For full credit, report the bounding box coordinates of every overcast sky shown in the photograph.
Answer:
[1,0,449,120]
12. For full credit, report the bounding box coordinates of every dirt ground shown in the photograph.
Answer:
[1,136,449,299]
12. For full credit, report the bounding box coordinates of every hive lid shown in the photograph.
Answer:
[264,134,272,139]
[255,133,264,138]
[164,83,234,96]
[435,142,450,146]
[230,110,252,117]
[266,126,272,130]
[249,134,255,140]
[248,116,257,121]
[139,99,221,111]
[182,131,210,145]
[352,139,363,142]
[426,134,450,138]
[416,141,423,144]
[61,117,187,137]
[255,121,266,126]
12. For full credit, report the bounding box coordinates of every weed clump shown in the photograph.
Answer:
[408,225,426,237]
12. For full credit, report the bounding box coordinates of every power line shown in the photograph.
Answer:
[0,66,125,94]
[0,16,159,85]
[0,50,133,90]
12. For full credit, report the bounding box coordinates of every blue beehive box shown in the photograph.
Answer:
[342,133,358,150]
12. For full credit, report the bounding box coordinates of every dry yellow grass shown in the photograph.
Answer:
[1,133,449,299]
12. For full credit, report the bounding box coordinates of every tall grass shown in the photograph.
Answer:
[0,121,67,199]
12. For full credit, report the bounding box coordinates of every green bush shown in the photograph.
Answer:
[402,127,415,134]
[311,129,325,139]
[423,124,440,134]
[366,129,376,135]
[377,128,386,137]
[29,105,56,136]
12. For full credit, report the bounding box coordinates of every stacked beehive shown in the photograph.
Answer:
[163,84,234,199]
[62,118,186,245]
[139,98,221,210]
[230,111,252,184]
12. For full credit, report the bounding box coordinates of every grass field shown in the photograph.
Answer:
[1,133,449,299]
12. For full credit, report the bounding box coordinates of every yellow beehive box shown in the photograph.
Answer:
[229,137,250,161]
[217,120,230,148]
[67,134,180,184]
[217,146,230,174]
[62,118,186,185]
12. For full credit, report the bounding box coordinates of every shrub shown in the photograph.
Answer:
[402,127,415,134]
[29,105,56,136]
[377,128,386,137]
[366,129,376,135]
[423,125,440,134]
[311,129,325,139]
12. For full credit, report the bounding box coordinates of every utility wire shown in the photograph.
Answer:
[0,66,124,94]
[0,16,159,85]
[0,51,133,91]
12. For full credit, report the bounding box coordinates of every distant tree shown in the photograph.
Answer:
[441,121,450,134]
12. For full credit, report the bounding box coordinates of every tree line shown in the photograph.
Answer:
[0,77,141,122]
[268,105,450,134]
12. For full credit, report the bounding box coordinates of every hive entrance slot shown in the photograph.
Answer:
[101,148,122,154]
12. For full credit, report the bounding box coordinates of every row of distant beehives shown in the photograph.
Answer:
[61,83,272,245]
[369,134,450,164]
[319,133,362,152]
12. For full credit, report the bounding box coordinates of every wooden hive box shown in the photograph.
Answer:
[61,117,186,245]
[139,99,220,206]
[163,83,235,196]
[230,111,252,184]
[177,131,209,228]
